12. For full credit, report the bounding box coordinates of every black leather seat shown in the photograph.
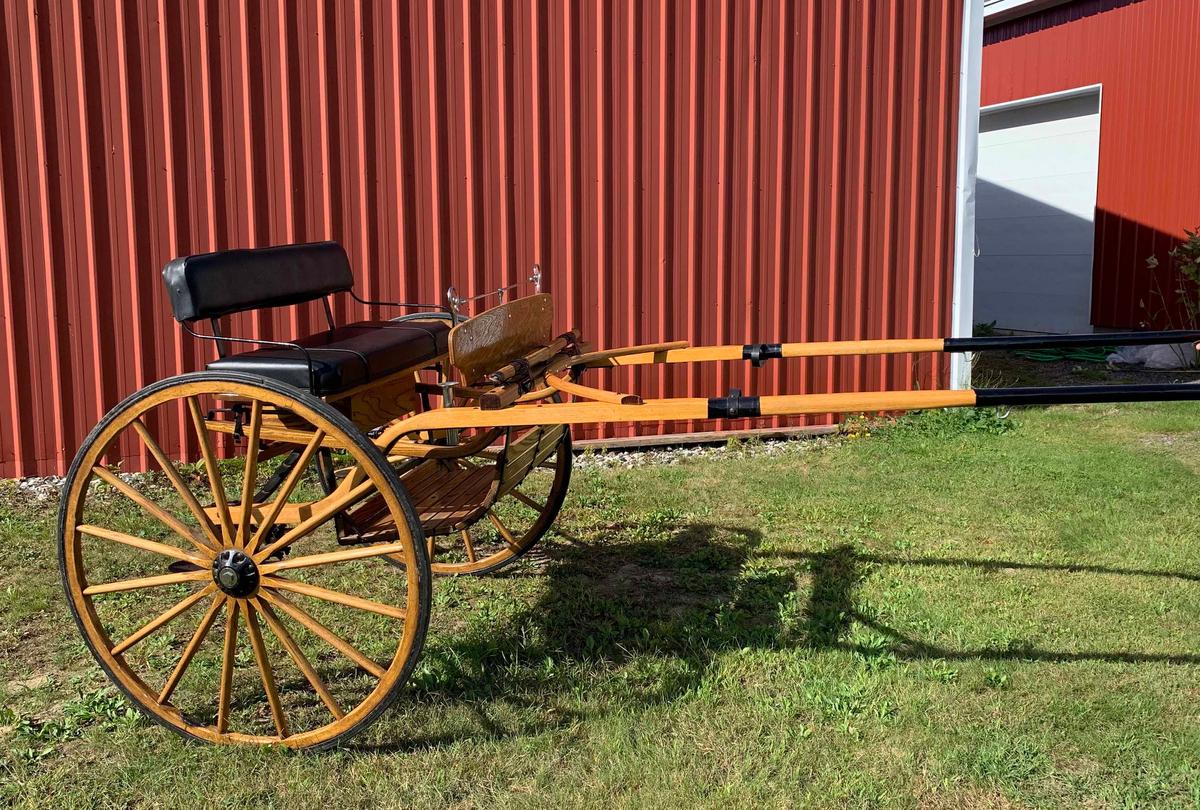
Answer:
[206,319,449,394]
[161,241,450,395]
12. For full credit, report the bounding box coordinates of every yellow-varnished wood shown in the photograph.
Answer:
[61,376,427,749]
[111,584,217,656]
[487,511,521,552]
[263,576,408,620]
[380,388,978,436]
[449,293,554,383]
[344,372,420,431]
[245,429,326,555]
[215,600,239,733]
[252,478,378,562]
[580,338,947,367]
[130,419,222,552]
[204,418,352,449]
[235,400,264,548]
[259,541,409,575]
[545,374,642,405]
[83,569,209,596]
[187,396,235,545]
[254,598,343,720]
[259,590,385,679]
[159,594,227,703]
[90,466,215,557]
[569,340,690,367]
[204,501,315,528]
[77,522,209,566]
[244,602,289,739]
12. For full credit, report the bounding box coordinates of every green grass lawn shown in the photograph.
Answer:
[4,403,1200,808]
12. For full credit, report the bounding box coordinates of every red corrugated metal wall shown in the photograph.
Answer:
[983,0,1200,329]
[0,0,964,477]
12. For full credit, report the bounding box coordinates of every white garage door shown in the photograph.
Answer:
[974,90,1101,334]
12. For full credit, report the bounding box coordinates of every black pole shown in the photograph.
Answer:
[945,330,1200,353]
[975,383,1200,407]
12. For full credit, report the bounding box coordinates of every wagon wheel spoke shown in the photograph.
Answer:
[508,488,547,513]
[460,529,477,562]
[487,510,522,553]
[263,575,407,620]
[244,602,289,739]
[90,467,217,558]
[260,542,409,575]
[254,478,378,562]
[111,584,217,655]
[83,569,209,596]
[77,524,209,566]
[258,589,385,678]
[187,396,235,546]
[253,598,343,720]
[131,418,222,552]
[215,600,240,732]
[245,429,326,556]
[234,401,264,548]
[159,594,227,703]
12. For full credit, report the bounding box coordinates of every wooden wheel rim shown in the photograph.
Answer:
[428,427,572,576]
[58,372,431,749]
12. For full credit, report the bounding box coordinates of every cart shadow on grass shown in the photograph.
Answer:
[358,523,1200,752]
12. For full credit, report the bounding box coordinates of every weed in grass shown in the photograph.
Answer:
[983,667,1010,690]
[884,406,1015,440]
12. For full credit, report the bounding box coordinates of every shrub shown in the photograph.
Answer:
[1143,227,1200,330]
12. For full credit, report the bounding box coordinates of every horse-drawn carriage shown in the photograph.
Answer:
[57,241,1200,749]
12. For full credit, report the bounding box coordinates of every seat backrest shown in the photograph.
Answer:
[448,293,554,383]
[161,241,353,322]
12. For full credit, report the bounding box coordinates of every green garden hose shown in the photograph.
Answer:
[1011,346,1115,363]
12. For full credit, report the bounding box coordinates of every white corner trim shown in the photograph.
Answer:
[981,83,1102,114]
[984,0,1073,25]
[950,0,985,390]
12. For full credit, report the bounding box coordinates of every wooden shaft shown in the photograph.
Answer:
[581,338,947,367]
[545,374,643,405]
[479,330,580,385]
[478,382,526,410]
[569,340,691,367]
[383,388,978,435]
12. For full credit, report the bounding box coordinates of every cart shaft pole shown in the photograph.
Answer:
[381,389,978,436]
[583,330,1200,368]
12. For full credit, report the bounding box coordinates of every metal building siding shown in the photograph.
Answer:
[0,0,965,477]
[982,0,1200,329]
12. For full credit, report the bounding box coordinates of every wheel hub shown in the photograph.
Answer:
[212,549,260,597]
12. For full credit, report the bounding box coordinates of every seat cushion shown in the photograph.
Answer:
[207,319,449,395]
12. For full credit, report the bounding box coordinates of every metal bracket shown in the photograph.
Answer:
[706,389,762,420]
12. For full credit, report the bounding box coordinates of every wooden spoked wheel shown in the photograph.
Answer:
[423,425,572,576]
[57,372,430,750]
